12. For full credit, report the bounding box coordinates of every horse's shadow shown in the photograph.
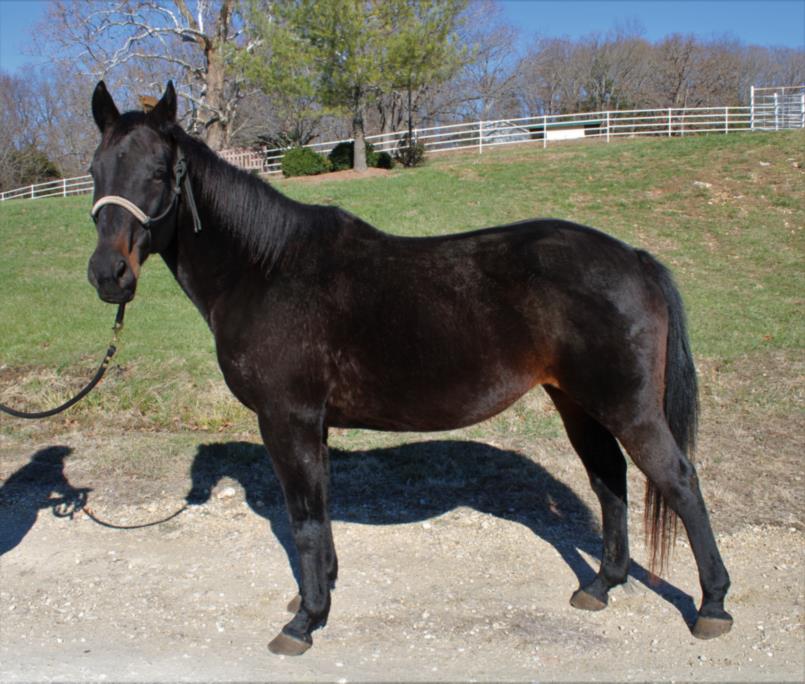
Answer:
[0,446,91,556]
[186,439,698,625]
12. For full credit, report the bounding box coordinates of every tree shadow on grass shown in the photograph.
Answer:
[185,439,698,626]
[0,446,91,557]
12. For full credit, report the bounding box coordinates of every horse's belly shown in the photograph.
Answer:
[326,363,542,432]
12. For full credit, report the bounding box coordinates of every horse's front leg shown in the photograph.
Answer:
[258,411,335,656]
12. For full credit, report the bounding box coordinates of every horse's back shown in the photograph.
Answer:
[318,216,664,431]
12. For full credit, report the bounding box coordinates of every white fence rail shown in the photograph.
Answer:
[0,174,94,201]
[2,100,802,202]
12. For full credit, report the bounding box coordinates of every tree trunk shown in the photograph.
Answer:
[352,89,367,172]
[201,0,235,151]
[204,44,228,151]
[407,84,414,149]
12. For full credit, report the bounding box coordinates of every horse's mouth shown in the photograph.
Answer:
[99,291,134,305]
[88,261,137,304]
[94,283,135,304]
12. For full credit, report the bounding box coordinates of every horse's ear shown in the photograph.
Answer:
[149,81,177,125]
[92,81,120,132]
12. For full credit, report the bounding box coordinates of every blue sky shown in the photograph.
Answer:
[499,1,805,50]
[1,0,803,74]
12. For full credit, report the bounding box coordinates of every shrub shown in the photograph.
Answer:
[375,151,394,169]
[328,142,353,171]
[394,133,426,167]
[328,141,386,170]
[281,147,330,177]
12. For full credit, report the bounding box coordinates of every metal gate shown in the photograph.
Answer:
[750,85,805,130]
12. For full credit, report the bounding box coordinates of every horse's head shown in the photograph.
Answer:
[87,81,179,303]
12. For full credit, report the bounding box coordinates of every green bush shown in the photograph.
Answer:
[375,151,394,169]
[281,147,330,177]
[328,141,387,170]
[328,142,351,171]
[394,134,426,167]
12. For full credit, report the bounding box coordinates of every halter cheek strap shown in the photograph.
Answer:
[90,149,202,236]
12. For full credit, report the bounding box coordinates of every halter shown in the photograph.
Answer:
[90,148,202,236]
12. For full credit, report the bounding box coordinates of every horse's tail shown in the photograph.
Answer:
[638,250,699,576]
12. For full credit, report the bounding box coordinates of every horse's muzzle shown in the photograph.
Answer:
[88,249,137,303]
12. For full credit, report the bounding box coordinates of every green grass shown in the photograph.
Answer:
[1,130,803,435]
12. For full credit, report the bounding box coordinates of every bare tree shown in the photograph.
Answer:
[766,47,805,87]
[26,65,102,177]
[0,71,63,191]
[453,1,520,120]
[689,38,746,106]
[646,34,698,107]
[38,0,248,150]
[518,37,574,115]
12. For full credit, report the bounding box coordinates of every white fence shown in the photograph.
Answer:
[0,174,94,201]
[2,98,803,202]
[218,105,773,176]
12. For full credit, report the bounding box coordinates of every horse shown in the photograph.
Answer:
[86,81,732,655]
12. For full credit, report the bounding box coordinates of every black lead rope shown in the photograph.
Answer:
[50,490,189,530]
[0,304,126,419]
[81,503,188,530]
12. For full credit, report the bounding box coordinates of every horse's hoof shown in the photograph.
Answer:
[286,594,302,613]
[268,631,312,656]
[692,615,733,640]
[570,588,607,611]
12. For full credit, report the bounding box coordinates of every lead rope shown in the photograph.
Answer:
[80,501,188,530]
[0,304,125,419]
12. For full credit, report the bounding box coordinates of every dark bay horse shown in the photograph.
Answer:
[86,81,732,655]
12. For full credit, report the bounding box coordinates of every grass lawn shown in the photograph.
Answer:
[1,130,803,439]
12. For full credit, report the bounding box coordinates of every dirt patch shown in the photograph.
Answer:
[0,388,804,681]
[694,351,805,534]
[1,350,803,681]
[274,167,392,186]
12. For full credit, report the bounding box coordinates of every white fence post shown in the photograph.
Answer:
[801,93,805,128]
[774,93,779,130]
[479,120,483,155]
[750,85,755,130]
[543,115,547,148]
[606,110,610,142]
[725,107,728,134]
[30,184,34,199]
[668,108,672,136]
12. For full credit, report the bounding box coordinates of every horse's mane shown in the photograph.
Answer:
[170,124,334,269]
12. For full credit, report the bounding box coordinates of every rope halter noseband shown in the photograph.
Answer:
[90,149,202,236]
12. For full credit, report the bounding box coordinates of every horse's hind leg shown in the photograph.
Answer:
[545,386,630,610]
[618,415,732,638]
[258,411,336,655]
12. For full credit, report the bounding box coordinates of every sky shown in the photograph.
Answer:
[1,0,803,74]
[498,0,805,50]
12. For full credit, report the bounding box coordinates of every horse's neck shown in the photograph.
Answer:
[162,138,329,326]
[162,158,256,325]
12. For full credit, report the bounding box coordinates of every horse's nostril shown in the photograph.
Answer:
[115,259,127,280]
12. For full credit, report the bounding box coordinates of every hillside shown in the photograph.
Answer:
[0,129,803,682]
[1,130,802,430]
